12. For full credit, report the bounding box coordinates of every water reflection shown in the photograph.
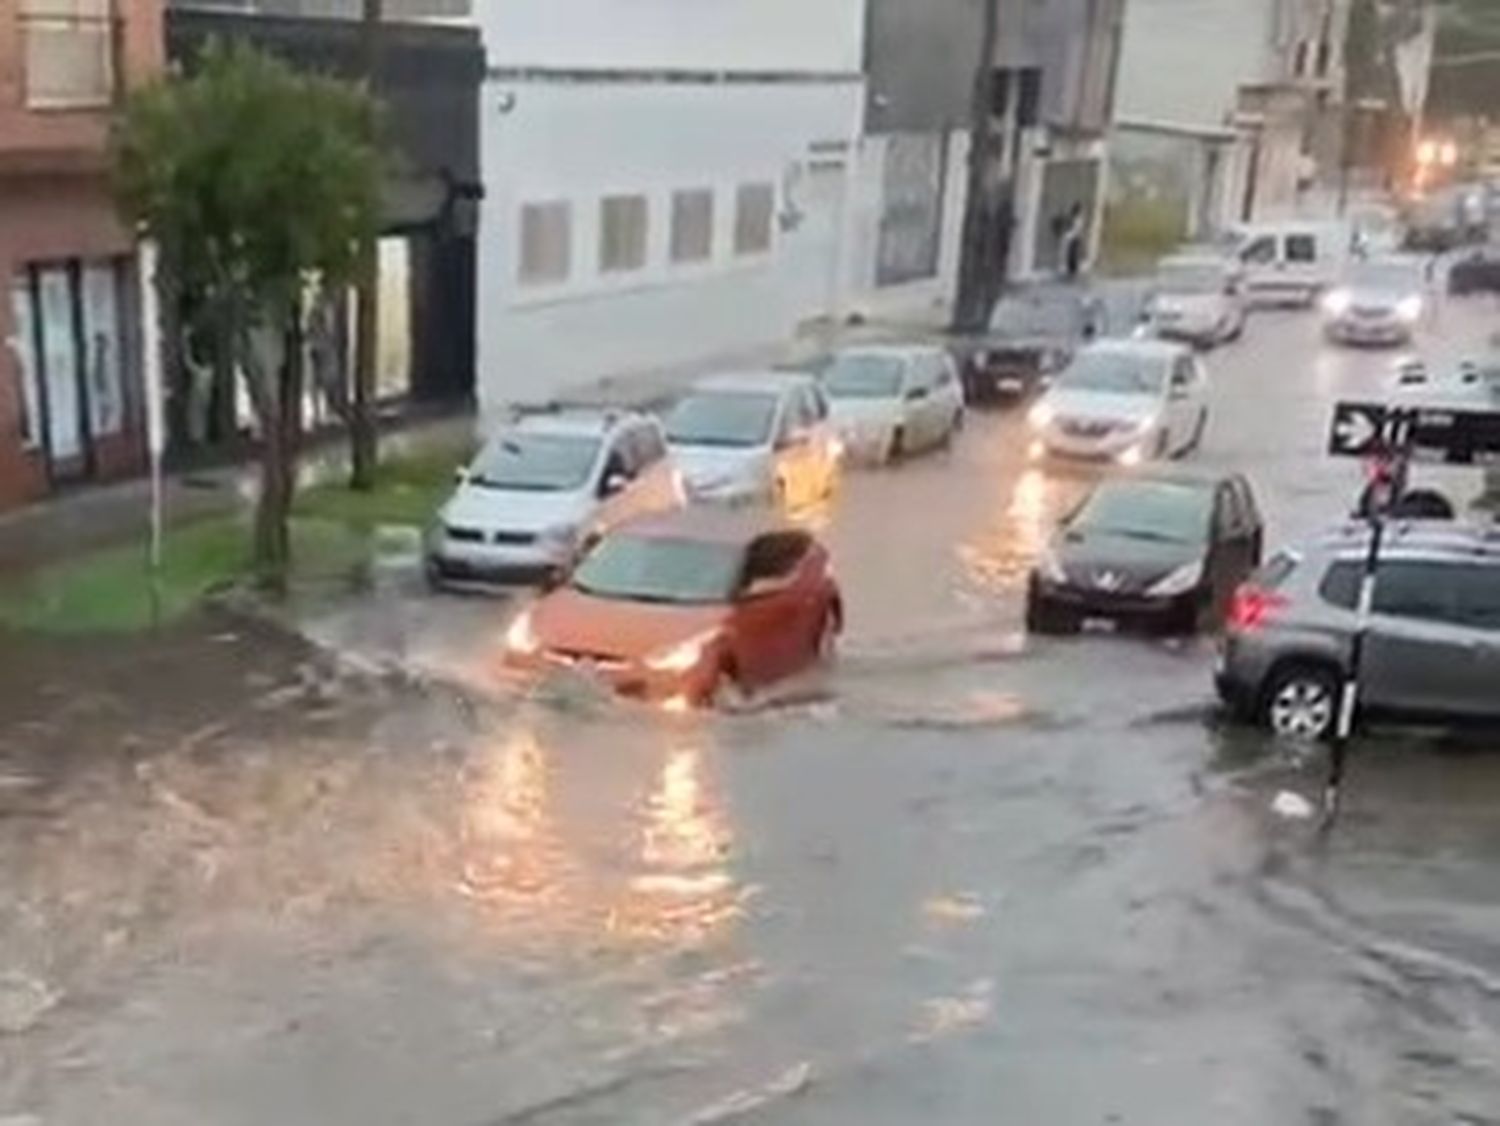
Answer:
[611,738,742,946]
[959,465,1082,592]
[457,724,563,904]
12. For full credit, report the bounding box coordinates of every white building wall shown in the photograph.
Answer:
[477,79,863,419]
[1116,0,1278,129]
[482,0,865,73]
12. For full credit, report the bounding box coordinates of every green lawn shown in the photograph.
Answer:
[0,446,466,635]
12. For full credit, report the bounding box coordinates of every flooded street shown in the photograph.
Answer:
[5,299,1500,1124]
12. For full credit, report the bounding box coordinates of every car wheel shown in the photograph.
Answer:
[889,427,907,462]
[1261,663,1342,743]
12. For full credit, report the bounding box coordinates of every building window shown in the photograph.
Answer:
[734,184,775,256]
[670,189,715,264]
[6,278,42,449]
[599,194,648,274]
[81,263,124,437]
[519,201,571,286]
[22,0,115,109]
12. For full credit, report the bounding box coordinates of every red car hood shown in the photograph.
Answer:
[529,588,730,660]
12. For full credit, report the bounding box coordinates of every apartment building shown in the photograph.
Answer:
[0,0,163,509]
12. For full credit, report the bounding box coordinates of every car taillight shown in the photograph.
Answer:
[1228,584,1286,632]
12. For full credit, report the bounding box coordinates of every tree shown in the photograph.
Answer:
[113,42,382,591]
[350,0,384,492]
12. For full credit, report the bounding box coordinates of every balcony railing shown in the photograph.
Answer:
[20,0,119,110]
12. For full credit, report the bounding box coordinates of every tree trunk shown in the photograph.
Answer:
[253,309,304,594]
[349,0,383,491]
[951,0,1002,334]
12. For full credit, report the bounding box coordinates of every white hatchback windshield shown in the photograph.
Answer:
[469,432,600,492]
[824,355,905,399]
[667,392,780,448]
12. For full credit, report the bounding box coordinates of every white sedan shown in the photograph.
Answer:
[1028,340,1209,466]
[822,345,965,464]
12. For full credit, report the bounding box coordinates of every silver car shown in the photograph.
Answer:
[1216,522,1500,740]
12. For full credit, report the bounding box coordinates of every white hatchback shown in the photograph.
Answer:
[1028,340,1209,465]
[425,410,684,588]
[822,345,965,464]
[666,373,842,509]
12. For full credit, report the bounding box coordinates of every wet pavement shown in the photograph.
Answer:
[5,294,1500,1124]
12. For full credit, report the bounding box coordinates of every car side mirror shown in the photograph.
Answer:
[905,386,929,402]
[599,471,629,498]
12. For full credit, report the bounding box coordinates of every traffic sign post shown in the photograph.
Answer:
[1321,395,1500,824]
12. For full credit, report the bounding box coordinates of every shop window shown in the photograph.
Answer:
[7,278,42,448]
[734,183,775,256]
[519,201,571,286]
[670,189,714,264]
[600,194,648,274]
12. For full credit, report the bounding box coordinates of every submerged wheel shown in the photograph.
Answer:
[1261,664,1341,743]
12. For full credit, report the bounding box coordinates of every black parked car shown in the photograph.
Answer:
[950,286,1096,406]
[1448,248,1500,296]
[1026,470,1264,635]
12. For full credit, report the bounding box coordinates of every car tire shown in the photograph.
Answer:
[1260,663,1342,743]
[1026,591,1078,635]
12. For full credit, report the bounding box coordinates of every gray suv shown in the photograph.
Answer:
[1216,522,1500,740]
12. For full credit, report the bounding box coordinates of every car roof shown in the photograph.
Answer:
[1304,519,1500,561]
[612,507,804,546]
[506,408,646,438]
[693,372,813,395]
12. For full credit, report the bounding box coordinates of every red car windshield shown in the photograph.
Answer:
[571,535,743,605]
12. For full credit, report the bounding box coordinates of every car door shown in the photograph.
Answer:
[1238,234,1278,301]
[1283,232,1319,300]
[1165,355,1200,452]
[900,357,938,450]
[1208,480,1260,616]
[777,387,825,506]
[1363,560,1480,716]
[730,532,814,684]
[592,429,645,532]
[933,353,964,435]
[805,383,840,493]
[1449,562,1500,719]
[623,422,679,517]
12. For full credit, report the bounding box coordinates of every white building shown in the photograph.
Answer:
[475,0,867,416]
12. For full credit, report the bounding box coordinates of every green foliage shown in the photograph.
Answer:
[112,40,382,318]
[295,443,471,531]
[0,517,366,634]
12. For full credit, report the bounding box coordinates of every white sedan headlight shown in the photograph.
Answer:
[1322,289,1353,317]
[1396,295,1423,323]
[645,630,719,673]
[1147,560,1204,597]
[1028,401,1056,430]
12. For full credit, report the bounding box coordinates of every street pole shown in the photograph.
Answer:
[951,0,1001,333]
[139,241,166,628]
[351,0,382,491]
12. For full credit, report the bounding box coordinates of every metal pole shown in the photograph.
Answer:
[139,241,166,628]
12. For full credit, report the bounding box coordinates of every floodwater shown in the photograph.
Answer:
[3,295,1500,1124]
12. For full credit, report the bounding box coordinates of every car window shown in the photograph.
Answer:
[790,387,820,430]
[571,534,744,605]
[1213,487,1237,538]
[1170,357,1194,389]
[1372,560,1463,624]
[1319,561,1361,609]
[1241,236,1276,264]
[1231,479,1260,530]
[825,354,906,399]
[934,355,957,388]
[742,532,812,586]
[1071,480,1212,544]
[469,432,601,492]
[667,392,779,448]
[1451,563,1500,631]
[808,385,830,420]
[1285,234,1317,263]
[621,424,666,471]
[1057,349,1165,394]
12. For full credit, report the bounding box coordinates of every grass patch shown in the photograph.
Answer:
[0,515,368,634]
[295,444,464,531]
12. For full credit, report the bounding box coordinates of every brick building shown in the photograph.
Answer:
[0,0,162,510]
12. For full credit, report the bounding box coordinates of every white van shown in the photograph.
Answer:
[1233,221,1352,308]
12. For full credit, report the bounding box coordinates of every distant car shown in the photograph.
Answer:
[666,373,841,508]
[426,410,684,589]
[503,510,842,707]
[822,345,965,464]
[1321,258,1425,347]
[1144,253,1246,347]
[1448,248,1500,296]
[1027,339,1209,465]
[951,286,1092,405]
[1216,522,1500,742]
[1234,220,1351,307]
[1026,470,1264,634]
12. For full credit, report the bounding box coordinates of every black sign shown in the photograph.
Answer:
[1329,400,1500,465]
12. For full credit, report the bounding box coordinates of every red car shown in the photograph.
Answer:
[504,510,842,706]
